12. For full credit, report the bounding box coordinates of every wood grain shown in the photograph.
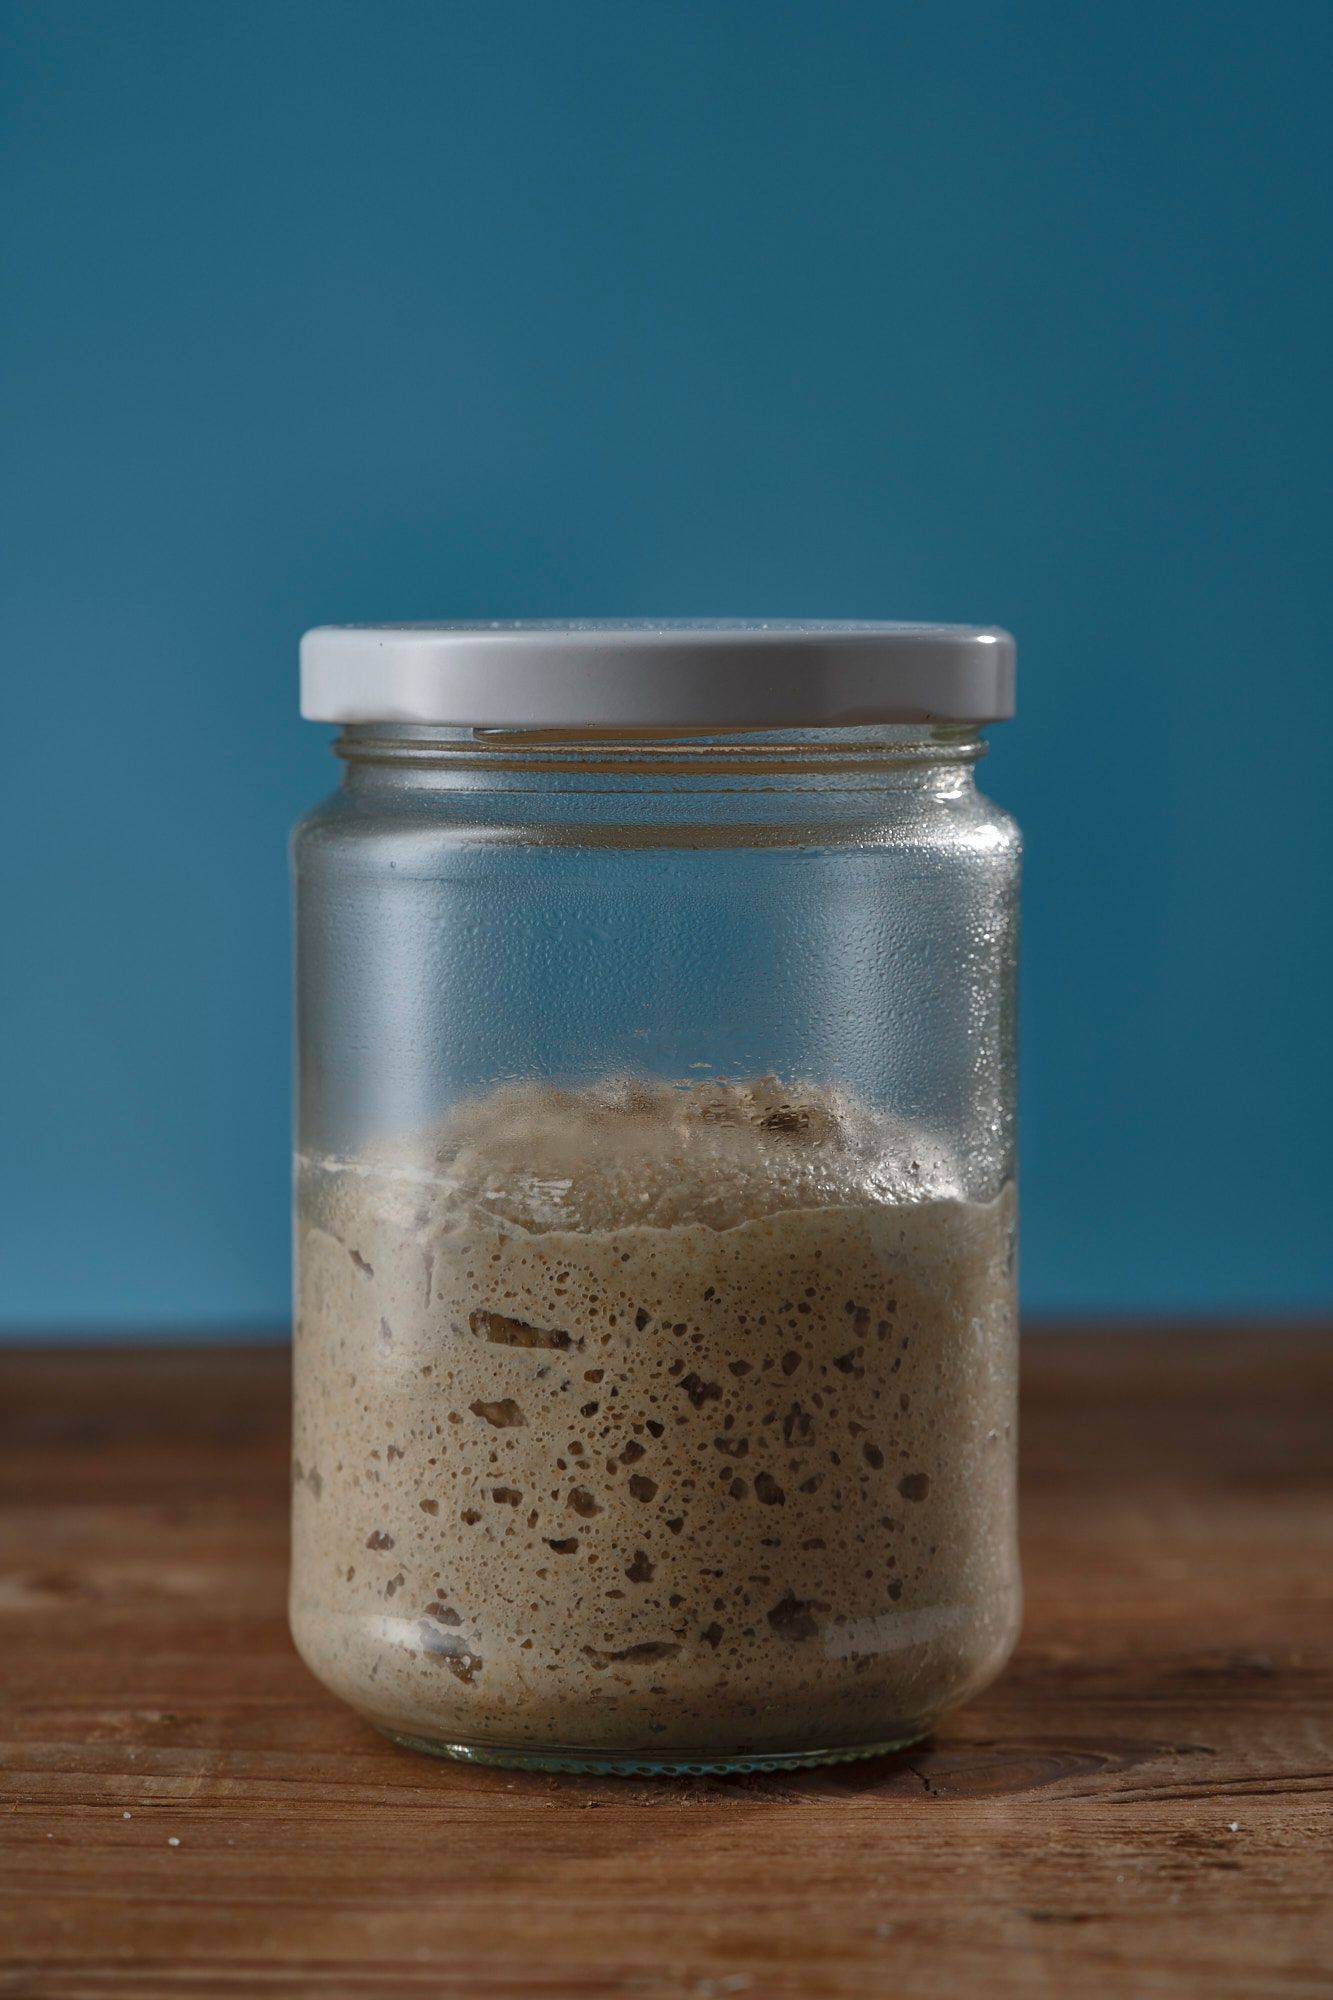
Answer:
[1,1329,1330,1999]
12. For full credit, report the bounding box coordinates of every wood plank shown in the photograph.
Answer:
[1,1330,1330,1999]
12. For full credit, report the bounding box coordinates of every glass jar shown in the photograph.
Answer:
[290,621,1020,1774]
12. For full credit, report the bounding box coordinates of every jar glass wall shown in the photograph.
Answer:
[291,638,1020,1775]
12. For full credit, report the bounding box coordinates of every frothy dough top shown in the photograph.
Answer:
[330,1074,966,1237]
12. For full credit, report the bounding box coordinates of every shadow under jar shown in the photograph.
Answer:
[290,621,1021,1774]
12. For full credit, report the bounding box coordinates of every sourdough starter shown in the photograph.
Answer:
[290,1076,1019,1765]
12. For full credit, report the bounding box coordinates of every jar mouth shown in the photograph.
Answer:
[333,721,986,780]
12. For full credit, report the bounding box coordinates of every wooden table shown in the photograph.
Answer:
[2,1330,1330,1999]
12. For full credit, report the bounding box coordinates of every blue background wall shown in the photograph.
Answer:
[3,0,1330,1331]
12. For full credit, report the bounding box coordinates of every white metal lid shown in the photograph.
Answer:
[299,620,1015,728]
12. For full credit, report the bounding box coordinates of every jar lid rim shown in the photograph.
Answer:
[300,620,1015,727]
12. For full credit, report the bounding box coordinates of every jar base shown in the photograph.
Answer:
[377,1724,929,1777]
